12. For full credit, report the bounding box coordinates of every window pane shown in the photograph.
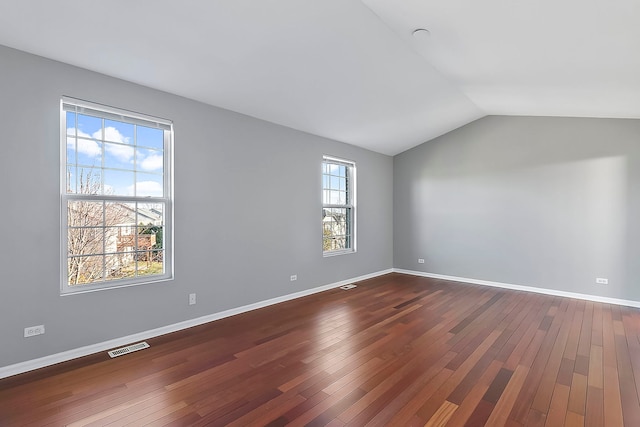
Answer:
[104,169,135,196]
[137,126,164,149]
[137,250,164,278]
[105,253,135,280]
[75,168,102,195]
[107,226,135,253]
[330,176,339,190]
[325,237,346,251]
[104,119,133,144]
[68,201,103,227]
[136,148,164,172]
[330,190,345,204]
[104,142,135,170]
[66,112,76,135]
[138,203,164,226]
[135,173,164,197]
[77,114,102,138]
[105,202,135,226]
[68,255,104,285]
[135,231,157,250]
[76,138,102,166]
[68,227,104,261]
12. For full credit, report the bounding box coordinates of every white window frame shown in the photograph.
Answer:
[60,97,174,294]
[322,155,356,256]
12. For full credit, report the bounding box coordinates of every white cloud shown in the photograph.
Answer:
[68,129,101,158]
[98,127,134,162]
[68,127,158,168]
[139,153,163,171]
[106,143,134,162]
[98,127,130,144]
[128,181,163,197]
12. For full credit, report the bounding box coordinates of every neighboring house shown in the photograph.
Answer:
[110,204,163,270]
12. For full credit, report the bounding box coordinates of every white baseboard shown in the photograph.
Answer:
[394,268,640,309]
[0,269,393,380]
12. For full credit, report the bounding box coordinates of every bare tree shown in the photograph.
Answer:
[67,168,130,285]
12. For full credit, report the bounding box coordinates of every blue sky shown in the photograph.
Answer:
[66,113,165,197]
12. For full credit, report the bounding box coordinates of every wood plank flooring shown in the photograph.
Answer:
[1,273,640,426]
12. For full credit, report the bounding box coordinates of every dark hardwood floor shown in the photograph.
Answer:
[2,273,640,426]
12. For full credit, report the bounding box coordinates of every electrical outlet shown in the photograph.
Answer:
[418,259,425,264]
[24,325,45,338]
[189,293,196,305]
[290,275,297,281]
[596,278,608,285]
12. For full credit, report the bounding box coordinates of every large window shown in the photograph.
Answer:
[322,156,356,255]
[61,98,173,294]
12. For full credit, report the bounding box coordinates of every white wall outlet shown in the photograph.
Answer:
[290,275,297,281]
[596,278,608,285]
[189,293,196,305]
[418,259,425,264]
[24,325,45,338]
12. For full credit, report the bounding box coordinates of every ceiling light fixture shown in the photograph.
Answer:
[412,28,431,43]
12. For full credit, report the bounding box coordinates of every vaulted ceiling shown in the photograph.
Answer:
[1,0,638,155]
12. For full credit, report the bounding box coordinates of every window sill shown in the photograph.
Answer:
[60,275,173,296]
[323,249,356,257]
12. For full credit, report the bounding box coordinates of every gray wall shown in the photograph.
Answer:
[0,45,393,367]
[395,115,640,301]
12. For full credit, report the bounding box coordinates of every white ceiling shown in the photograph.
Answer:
[0,0,638,156]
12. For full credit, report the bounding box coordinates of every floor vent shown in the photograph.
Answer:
[340,284,357,290]
[107,341,150,358]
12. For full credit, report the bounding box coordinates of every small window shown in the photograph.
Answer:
[322,156,356,255]
[61,98,173,294]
